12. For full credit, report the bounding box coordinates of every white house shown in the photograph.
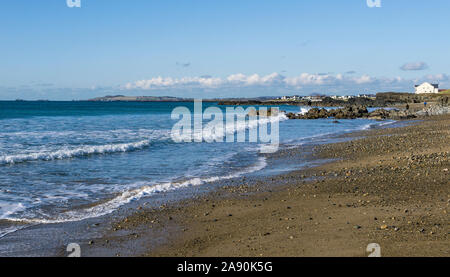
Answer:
[415,82,439,94]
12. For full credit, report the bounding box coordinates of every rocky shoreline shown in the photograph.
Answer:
[219,92,450,108]
[286,106,417,120]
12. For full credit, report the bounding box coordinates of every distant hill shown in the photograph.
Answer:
[87,95,194,102]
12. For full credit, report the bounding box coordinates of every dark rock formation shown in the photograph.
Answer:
[286,106,416,120]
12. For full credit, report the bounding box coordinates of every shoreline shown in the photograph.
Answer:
[81,115,449,257]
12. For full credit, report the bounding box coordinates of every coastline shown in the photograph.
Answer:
[81,114,449,257]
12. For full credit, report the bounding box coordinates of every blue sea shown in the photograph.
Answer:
[0,101,392,238]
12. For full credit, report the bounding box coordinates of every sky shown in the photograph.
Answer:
[0,0,449,100]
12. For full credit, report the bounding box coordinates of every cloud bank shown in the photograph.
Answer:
[124,72,449,92]
[2,72,449,101]
[118,72,450,98]
[124,73,381,90]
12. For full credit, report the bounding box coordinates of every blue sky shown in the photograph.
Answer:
[1,0,449,100]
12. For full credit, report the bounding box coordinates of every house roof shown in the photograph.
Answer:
[415,82,439,88]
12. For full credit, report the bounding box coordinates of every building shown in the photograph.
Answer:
[279,95,301,101]
[357,94,376,99]
[415,82,439,94]
[304,95,323,102]
[330,95,356,100]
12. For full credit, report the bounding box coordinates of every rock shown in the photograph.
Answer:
[380,225,388,230]
[368,109,390,119]
[416,105,450,117]
[291,105,370,120]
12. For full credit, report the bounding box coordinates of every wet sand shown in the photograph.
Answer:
[87,115,449,257]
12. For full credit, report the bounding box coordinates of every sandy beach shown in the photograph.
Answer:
[83,114,449,257]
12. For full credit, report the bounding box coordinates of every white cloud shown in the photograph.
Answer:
[284,73,335,87]
[352,75,373,84]
[123,72,383,90]
[400,62,429,71]
[124,76,223,90]
[125,73,288,90]
[225,72,284,86]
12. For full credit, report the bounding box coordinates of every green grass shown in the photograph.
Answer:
[440,90,450,95]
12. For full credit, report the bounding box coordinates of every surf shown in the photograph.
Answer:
[0,140,152,165]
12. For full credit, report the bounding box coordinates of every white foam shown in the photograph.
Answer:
[377,120,397,127]
[0,129,171,144]
[0,140,151,165]
[6,157,267,225]
[189,112,288,142]
[0,202,26,219]
[299,107,310,115]
[357,120,396,131]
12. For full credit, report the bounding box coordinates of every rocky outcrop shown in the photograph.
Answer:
[368,109,416,120]
[330,106,369,119]
[416,105,450,117]
[286,106,416,120]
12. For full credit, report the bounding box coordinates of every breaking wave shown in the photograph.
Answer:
[186,112,289,142]
[0,140,151,165]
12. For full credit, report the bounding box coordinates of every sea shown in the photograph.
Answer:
[0,101,393,242]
